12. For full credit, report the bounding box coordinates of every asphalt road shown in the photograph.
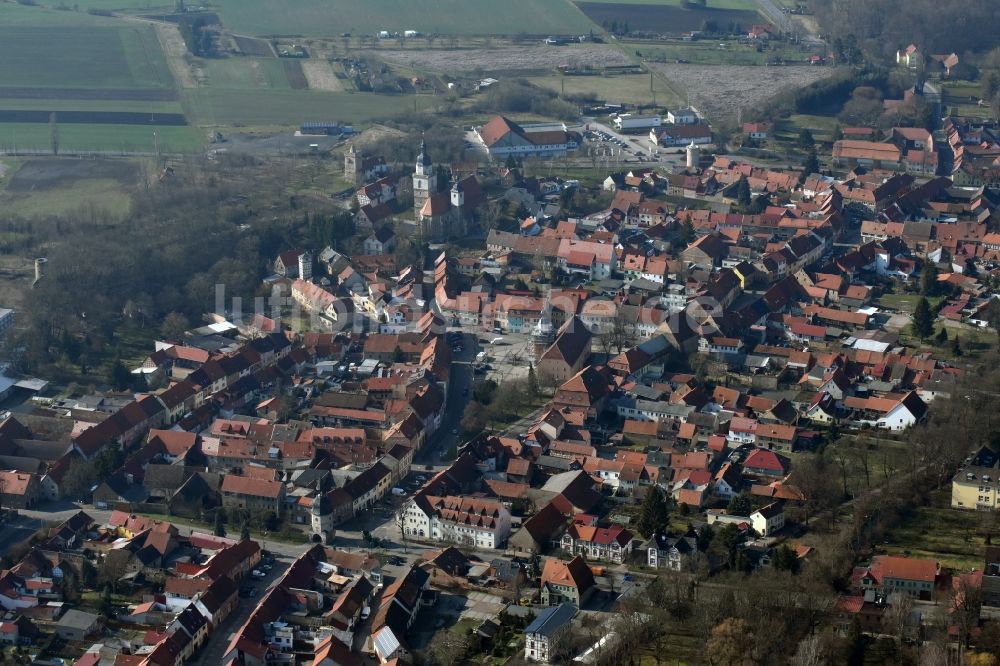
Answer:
[414,330,476,465]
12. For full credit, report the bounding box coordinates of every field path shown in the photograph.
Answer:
[150,21,197,89]
[301,60,343,91]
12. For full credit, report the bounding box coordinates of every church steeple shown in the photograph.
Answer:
[416,135,432,170]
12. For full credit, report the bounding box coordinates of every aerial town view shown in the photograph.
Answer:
[0,0,999,664]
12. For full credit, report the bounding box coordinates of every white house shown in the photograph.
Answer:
[667,107,699,124]
[875,391,928,431]
[402,495,512,549]
[524,603,577,663]
[750,502,784,536]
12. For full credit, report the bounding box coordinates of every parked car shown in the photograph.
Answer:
[251,569,266,579]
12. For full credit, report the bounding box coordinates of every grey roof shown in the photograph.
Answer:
[525,602,577,637]
[58,609,100,631]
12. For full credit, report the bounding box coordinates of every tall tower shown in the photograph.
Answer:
[298,250,313,282]
[344,144,359,183]
[412,137,436,215]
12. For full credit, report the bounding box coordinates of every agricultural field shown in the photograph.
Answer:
[0,25,171,89]
[648,62,833,122]
[577,0,756,7]
[181,89,438,128]
[366,44,632,73]
[200,0,599,37]
[0,123,202,154]
[576,1,761,34]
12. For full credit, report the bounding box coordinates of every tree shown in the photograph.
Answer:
[735,175,751,208]
[773,544,801,574]
[94,444,124,480]
[636,486,669,538]
[801,149,820,178]
[161,311,190,340]
[952,335,963,356]
[710,523,744,569]
[61,457,97,500]
[706,618,755,666]
[240,522,251,541]
[797,128,815,152]
[213,510,226,537]
[79,559,99,589]
[952,574,983,649]
[50,112,59,156]
[527,363,539,398]
[913,297,934,339]
[920,261,939,296]
[395,506,409,554]
[110,357,131,390]
[727,493,752,516]
[934,327,948,346]
[392,345,406,363]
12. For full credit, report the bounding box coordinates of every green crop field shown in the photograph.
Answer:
[0,25,171,89]
[0,123,202,153]
[182,89,438,127]
[206,0,598,37]
[201,59,297,90]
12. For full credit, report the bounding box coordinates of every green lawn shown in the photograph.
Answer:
[875,292,946,314]
[778,113,841,143]
[0,123,203,153]
[884,488,991,572]
[528,71,681,108]
[182,89,438,127]
[0,24,171,89]
[1,177,133,219]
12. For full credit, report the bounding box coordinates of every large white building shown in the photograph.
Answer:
[402,494,512,549]
[475,116,578,157]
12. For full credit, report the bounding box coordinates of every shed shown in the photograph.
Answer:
[55,610,101,641]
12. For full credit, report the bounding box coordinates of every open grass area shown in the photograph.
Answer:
[776,113,841,143]
[883,488,991,572]
[0,24,171,89]
[205,0,598,37]
[182,89,438,127]
[1,177,132,219]
[875,292,946,314]
[633,41,822,67]
[528,71,681,107]
[0,123,203,153]
[580,0,755,7]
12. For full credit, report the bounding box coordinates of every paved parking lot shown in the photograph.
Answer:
[475,330,536,384]
[460,592,508,621]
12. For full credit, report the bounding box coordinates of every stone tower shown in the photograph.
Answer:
[344,144,360,184]
[412,137,437,215]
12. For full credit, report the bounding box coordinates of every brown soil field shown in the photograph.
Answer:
[283,61,310,90]
[648,62,834,122]
[233,35,275,57]
[576,2,761,35]
[364,44,632,73]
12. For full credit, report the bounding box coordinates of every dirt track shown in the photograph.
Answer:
[649,63,834,123]
[301,60,343,91]
[364,44,632,73]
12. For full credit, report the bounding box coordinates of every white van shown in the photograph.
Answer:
[490,337,503,344]
[391,487,407,496]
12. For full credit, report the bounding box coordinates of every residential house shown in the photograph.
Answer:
[524,603,577,663]
[540,556,595,607]
[559,524,633,564]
